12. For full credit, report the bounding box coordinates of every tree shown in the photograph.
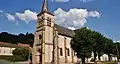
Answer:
[0,32,34,47]
[91,31,106,62]
[104,38,114,61]
[112,42,120,61]
[12,47,32,61]
[71,27,107,64]
[71,27,93,64]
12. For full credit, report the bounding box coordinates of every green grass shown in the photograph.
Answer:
[0,55,26,62]
[0,56,13,61]
[104,62,115,64]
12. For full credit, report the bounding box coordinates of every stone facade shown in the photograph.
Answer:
[57,35,78,64]
[32,0,78,64]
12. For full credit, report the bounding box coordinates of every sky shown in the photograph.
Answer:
[0,0,120,41]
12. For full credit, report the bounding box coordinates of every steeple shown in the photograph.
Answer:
[41,0,49,13]
[38,0,54,16]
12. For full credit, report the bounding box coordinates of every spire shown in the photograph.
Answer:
[41,0,49,13]
[38,0,54,16]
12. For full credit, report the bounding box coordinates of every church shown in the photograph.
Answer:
[32,0,78,64]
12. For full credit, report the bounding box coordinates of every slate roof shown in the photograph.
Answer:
[54,24,75,37]
[0,42,30,48]
[0,43,17,48]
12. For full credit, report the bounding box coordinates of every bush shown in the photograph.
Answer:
[12,47,32,61]
[12,55,26,62]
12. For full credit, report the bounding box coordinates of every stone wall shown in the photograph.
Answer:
[0,47,15,56]
[58,35,78,64]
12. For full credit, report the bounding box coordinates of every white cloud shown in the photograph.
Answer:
[88,11,101,18]
[54,8,100,29]
[15,10,37,23]
[0,10,3,13]
[52,0,69,2]
[114,41,120,43]
[5,13,16,21]
[0,9,37,24]
[0,10,4,16]
[0,8,100,29]
[0,10,16,22]
[68,27,76,30]
[80,0,94,3]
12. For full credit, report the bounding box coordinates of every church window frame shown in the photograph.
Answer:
[47,17,51,27]
[37,16,45,26]
[38,18,42,22]
[47,21,51,27]
[67,48,70,56]
[47,17,51,21]
[38,21,44,26]
[60,48,63,56]
[39,35,42,39]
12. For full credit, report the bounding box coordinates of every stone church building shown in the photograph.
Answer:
[32,0,78,64]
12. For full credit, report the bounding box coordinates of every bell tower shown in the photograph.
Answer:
[32,0,55,64]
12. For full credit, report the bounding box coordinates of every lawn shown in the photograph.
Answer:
[103,62,115,64]
[0,55,26,62]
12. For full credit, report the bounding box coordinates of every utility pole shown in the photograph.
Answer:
[116,43,119,62]
[28,46,31,64]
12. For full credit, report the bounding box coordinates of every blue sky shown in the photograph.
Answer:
[0,0,120,41]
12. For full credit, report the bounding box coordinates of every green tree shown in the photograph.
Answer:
[71,27,93,64]
[71,27,107,63]
[0,32,34,47]
[91,31,106,62]
[112,42,120,61]
[12,47,32,61]
[104,38,114,61]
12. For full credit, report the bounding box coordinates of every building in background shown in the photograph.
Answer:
[87,52,118,62]
[0,42,30,56]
